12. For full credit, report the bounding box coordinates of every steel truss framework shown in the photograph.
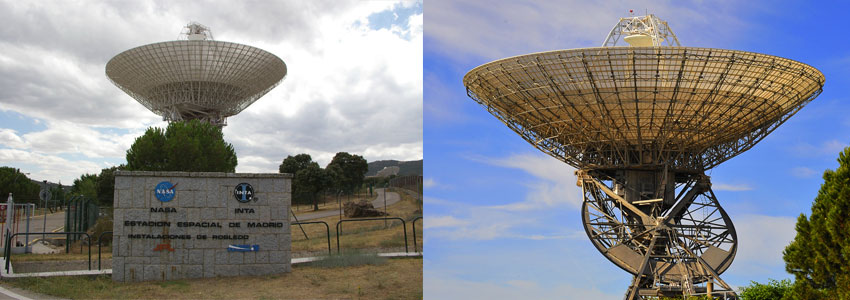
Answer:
[106,36,286,126]
[464,47,824,173]
[580,171,736,298]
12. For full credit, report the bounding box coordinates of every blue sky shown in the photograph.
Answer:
[424,1,850,298]
[0,1,422,185]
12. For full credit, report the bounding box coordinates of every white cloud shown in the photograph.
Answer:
[0,148,104,183]
[427,210,533,240]
[424,216,469,229]
[425,1,753,64]
[422,177,437,188]
[425,203,583,241]
[484,153,582,210]
[792,139,848,157]
[424,153,584,241]
[791,166,818,178]
[0,129,27,149]
[423,177,453,190]
[726,214,797,278]
[0,1,422,182]
[713,183,754,192]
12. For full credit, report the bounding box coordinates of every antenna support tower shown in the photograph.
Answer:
[106,22,286,127]
[464,13,824,299]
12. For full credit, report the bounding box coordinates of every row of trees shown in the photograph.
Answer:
[66,120,238,206]
[279,152,368,210]
[60,120,372,210]
[0,167,74,207]
[8,120,376,213]
[0,167,40,203]
[68,166,119,206]
[60,120,238,207]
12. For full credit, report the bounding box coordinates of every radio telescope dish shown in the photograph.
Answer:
[464,13,824,299]
[106,22,287,127]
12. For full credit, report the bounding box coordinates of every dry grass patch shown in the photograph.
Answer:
[291,193,374,214]
[290,189,423,255]
[5,257,423,300]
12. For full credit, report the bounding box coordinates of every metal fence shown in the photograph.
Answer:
[0,203,35,250]
[64,197,99,249]
[336,217,408,253]
[4,231,92,272]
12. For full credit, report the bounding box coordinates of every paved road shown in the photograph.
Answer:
[27,211,65,233]
[7,211,66,246]
[293,188,400,221]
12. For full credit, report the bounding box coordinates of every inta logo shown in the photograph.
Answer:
[233,183,255,203]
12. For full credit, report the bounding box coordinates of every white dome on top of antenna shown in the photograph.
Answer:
[623,34,653,47]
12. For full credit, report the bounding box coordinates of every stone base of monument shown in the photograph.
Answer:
[112,171,293,282]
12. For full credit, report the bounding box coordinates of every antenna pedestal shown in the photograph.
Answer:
[578,170,738,299]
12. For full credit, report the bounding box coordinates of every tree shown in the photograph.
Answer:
[96,166,122,206]
[294,164,330,211]
[49,183,66,209]
[783,147,850,299]
[0,167,39,203]
[280,154,327,211]
[126,120,237,172]
[326,152,368,194]
[71,173,98,198]
[279,154,318,174]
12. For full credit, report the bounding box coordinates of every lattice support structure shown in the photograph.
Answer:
[578,170,737,299]
[106,22,287,127]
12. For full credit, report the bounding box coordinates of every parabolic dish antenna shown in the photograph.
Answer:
[106,22,287,126]
[464,13,824,299]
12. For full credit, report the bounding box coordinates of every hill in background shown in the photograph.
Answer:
[367,159,423,177]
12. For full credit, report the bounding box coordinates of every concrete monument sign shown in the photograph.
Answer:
[112,171,292,282]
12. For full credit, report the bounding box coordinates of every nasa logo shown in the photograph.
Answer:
[233,183,254,203]
[154,181,177,202]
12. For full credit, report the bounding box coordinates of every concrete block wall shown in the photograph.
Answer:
[112,171,292,282]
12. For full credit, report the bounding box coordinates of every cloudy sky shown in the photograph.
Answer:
[425,0,850,298]
[0,0,422,184]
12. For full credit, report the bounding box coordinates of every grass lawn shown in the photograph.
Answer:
[4,257,423,299]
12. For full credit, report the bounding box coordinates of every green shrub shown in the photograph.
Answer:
[87,217,113,246]
[739,279,792,300]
